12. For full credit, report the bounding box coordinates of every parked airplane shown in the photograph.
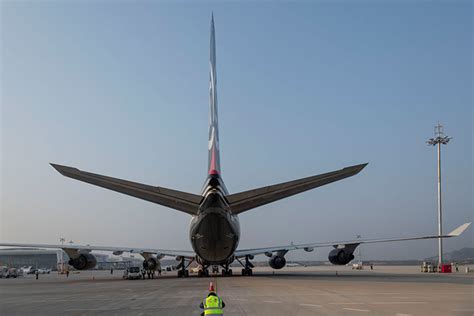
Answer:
[1,15,470,277]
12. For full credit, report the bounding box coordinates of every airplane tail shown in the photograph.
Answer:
[49,14,368,217]
[208,14,221,176]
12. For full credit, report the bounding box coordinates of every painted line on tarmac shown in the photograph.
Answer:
[370,301,428,305]
[395,313,413,316]
[343,308,370,312]
[263,300,282,304]
[299,303,322,308]
[230,298,248,301]
[452,310,474,313]
[392,296,430,299]
[65,308,114,312]
[329,302,365,305]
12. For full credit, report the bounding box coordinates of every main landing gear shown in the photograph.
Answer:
[237,255,254,276]
[221,264,233,277]
[241,268,252,276]
[177,269,189,278]
[176,257,193,278]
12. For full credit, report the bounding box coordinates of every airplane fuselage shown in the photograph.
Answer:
[189,175,240,265]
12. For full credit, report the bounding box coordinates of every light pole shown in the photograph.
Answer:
[356,234,362,264]
[59,237,65,273]
[426,123,451,267]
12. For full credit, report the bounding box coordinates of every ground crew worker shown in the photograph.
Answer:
[200,282,225,315]
[35,270,39,280]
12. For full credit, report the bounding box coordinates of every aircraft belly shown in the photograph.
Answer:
[190,211,239,264]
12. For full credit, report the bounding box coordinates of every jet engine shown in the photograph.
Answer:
[68,253,97,270]
[328,248,355,265]
[143,257,159,271]
[268,255,286,269]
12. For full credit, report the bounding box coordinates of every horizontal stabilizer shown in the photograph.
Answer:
[227,163,367,214]
[50,163,202,215]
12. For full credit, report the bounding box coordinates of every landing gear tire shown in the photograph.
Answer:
[204,269,209,277]
[184,270,189,278]
[222,269,226,277]
[241,269,247,276]
[198,270,203,277]
[177,270,183,278]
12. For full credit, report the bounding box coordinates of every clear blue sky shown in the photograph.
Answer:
[1,1,472,260]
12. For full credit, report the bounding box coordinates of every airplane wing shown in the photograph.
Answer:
[226,163,368,215]
[50,164,202,216]
[0,242,196,259]
[234,222,471,258]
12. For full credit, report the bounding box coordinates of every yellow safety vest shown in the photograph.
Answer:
[203,295,223,315]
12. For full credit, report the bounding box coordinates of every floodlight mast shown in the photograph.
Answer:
[426,123,452,268]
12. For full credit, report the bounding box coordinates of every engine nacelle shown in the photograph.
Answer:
[68,253,97,270]
[269,255,286,269]
[143,257,159,271]
[328,248,355,265]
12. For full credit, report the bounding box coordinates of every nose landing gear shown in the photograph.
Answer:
[197,268,209,277]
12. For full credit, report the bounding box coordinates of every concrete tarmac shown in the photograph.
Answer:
[1,266,473,315]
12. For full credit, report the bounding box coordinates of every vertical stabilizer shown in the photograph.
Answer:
[208,13,221,176]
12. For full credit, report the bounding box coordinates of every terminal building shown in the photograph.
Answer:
[0,248,64,269]
[0,248,142,270]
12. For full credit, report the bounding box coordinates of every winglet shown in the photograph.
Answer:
[448,222,471,236]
